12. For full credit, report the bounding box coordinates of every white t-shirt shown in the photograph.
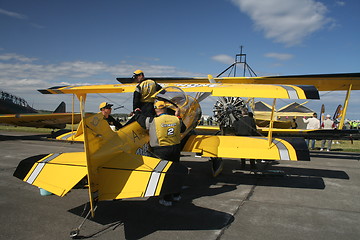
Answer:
[303,117,320,129]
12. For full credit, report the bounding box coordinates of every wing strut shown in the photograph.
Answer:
[339,84,352,129]
[268,98,277,148]
[77,94,97,218]
[71,94,75,141]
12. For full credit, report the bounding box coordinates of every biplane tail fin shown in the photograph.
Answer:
[81,112,116,217]
[80,111,187,216]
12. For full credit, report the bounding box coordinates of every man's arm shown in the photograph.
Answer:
[155,82,162,91]
[106,115,123,131]
[112,116,123,130]
[174,107,186,133]
[179,119,186,133]
[133,86,142,111]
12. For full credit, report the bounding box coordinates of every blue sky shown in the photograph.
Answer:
[1,0,359,119]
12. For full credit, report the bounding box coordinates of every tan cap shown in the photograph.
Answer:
[133,69,143,75]
[154,101,168,109]
[99,102,113,110]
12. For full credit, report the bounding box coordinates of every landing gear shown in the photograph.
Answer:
[70,205,97,238]
[210,157,224,177]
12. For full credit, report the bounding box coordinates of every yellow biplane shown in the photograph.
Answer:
[13,80,320,223]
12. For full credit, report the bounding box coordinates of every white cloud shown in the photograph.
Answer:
[0,8,27,19]
[30,23,46,29]
[211,54,234,64]
[0,52,203,112]
[230,0,332,46]
[0,53,37,62]
[0,57,196,87]
[335,1,345,6]
[265,52,293,60]
[0,8,45,29]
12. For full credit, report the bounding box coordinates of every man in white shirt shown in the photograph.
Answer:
[320,114,335,151]
[303,113,320,149]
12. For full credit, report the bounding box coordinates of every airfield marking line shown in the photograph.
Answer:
[215,178,259,240]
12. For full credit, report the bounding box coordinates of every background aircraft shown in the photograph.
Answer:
[0,90,83,129]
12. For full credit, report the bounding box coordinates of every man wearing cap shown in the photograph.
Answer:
[99,102,123,131]
[132,70,162,116]
[320,114,335,151]
[136,100,186,206]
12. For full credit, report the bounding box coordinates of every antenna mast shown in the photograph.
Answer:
[217,46,257,77]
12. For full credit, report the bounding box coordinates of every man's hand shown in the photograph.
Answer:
[129,108,141,116]
[175,107,180,117]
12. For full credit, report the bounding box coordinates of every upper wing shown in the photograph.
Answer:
[123,73,360,91]
[258,128,360,140]
[219,73,360,91]
[193,125,360,140]
[0,113,82,129]
[116,77,208,84]
[39,83,319,99]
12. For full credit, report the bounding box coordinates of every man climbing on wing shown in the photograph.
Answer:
[132,70,162,117]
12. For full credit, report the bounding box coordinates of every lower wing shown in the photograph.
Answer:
[183,135,309,161]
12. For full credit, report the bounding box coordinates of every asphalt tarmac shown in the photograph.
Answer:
[0,130,359,240]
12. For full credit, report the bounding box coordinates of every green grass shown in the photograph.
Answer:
[0,125,54,133]
[313,140,360,152]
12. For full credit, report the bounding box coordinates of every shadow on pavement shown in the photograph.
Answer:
[70,197,234,239]
[68,161,244,239]
[205,157,351,191]
[67,157,350,238]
